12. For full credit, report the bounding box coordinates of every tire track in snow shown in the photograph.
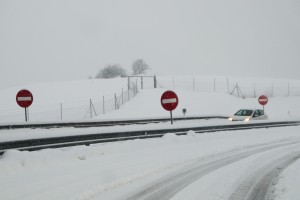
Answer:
[126,141,300,200]
[228,152,300,200]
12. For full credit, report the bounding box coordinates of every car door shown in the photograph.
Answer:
[252,110,266,120]
[258,109,268,120]
[252,110,260,120]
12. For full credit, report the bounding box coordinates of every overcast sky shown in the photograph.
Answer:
[1,0,300,89]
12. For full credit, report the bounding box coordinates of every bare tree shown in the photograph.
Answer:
[132,59,150,75]
[96,64,127,78]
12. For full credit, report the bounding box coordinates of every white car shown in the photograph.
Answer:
[228,109,268,122]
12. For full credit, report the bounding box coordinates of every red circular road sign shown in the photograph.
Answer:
[258,95,268,106]
[161,91,178,111]
[16,89,33,108]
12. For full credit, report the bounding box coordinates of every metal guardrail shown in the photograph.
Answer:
[0,116,227,130]
[1,120,300,154]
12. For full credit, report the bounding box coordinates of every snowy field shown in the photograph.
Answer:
[1,76,300,199]
[0,76,300,123]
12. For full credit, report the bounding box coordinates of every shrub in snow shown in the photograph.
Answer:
[132,59,150,75]
[96,64,127,78]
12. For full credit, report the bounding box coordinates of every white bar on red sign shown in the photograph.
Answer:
[162,98,177,104]
[259,99,268,102]
[17,97,32,101]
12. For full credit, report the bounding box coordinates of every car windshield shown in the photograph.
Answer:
[234,109,254,116]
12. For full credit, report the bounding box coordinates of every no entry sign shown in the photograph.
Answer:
[161,90,178,111]
[258,95,268,106]
[16,89,33,122]
[16,89,33,108]
[161,91,178,125]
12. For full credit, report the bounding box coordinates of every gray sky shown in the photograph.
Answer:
[1,0,300,89]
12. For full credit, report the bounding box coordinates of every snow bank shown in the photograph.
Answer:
[273,159,300,200]
[1,127,300,200]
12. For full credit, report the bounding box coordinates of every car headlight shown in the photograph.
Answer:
[244,118,250,122]
[228,117,233,121]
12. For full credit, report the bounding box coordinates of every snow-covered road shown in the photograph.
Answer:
[127,141,300,200]
[1,126,300,200]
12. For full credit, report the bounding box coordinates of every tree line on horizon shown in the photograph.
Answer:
[95,59,150,79]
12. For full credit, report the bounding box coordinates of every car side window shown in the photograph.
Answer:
[259,110,264,116]
[253,110,259,117]
[234,109,254,116]
[246,110,253,116]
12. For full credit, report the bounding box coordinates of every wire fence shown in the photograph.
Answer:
[1,76,299,123]
[0,82,139,123]
[157,76,300,98]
